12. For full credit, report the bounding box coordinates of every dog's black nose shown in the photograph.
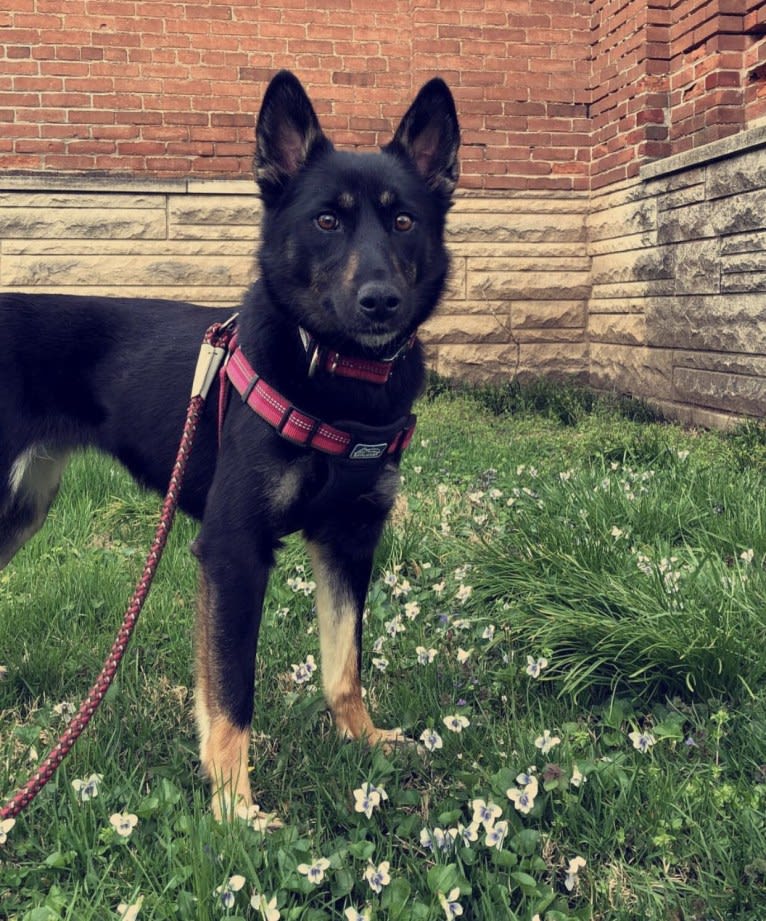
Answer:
[357,282,400,317]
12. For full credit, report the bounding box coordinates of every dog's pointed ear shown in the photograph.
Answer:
[255,71,332,205]
[384,78,460,197]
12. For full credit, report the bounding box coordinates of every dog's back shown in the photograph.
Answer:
[0,293,223,566]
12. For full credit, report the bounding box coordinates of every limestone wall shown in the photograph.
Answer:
[0,178,261,306]
[588,122,766,427]
[0,179,590,386]
[2,126,766,428]
[426,194,589,383]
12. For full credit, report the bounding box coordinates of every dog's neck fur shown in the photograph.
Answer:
[233,283,425,429]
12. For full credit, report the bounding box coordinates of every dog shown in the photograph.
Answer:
[0,70,460,818]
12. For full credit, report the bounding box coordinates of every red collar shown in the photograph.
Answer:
[223,336,416,461]
[299,327,416,385]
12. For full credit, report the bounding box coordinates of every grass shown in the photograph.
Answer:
[1,378,765,920]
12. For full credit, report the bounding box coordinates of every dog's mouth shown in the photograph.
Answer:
[355,327,402,349]
[312,295,411,356]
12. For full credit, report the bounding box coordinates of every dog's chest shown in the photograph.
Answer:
[266,454,399,535]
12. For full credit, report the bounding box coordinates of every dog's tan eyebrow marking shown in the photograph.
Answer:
[379,190,395,207]
[337,191,355,210]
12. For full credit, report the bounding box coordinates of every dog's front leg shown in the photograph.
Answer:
[307,540,405,748]
[193,534,271,821]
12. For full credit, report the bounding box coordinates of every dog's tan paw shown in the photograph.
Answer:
[367,726,407,750]
[211,785,253,823]
[360,726,427,757]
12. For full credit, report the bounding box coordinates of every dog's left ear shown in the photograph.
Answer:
[384,79,460,197]
[255,70,332,205]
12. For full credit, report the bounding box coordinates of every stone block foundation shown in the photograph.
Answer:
[589,121,766,427]
[2,120,766,428]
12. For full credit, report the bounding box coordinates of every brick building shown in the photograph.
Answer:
[1,1,765,424]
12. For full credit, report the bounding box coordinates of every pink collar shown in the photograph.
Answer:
[299,327,416,385]
[224,336,416,460]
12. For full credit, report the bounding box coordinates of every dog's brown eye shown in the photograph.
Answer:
[394,213,414,232]
[316,212,340,232]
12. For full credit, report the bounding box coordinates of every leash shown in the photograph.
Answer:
[0,316,237,822]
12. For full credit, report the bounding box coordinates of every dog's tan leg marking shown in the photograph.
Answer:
[308,542,406,749]
[201,718,251,822]
[194,571,252,820]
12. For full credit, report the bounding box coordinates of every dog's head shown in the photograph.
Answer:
[254,71,460,356]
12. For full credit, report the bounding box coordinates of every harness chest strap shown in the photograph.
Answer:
[224,340,416,460]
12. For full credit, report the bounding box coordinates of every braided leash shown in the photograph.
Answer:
[0,318,236,822]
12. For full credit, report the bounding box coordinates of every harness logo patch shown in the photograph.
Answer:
[349,442,387,460]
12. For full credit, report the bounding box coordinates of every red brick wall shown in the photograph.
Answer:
[667,0,763,152]
[589,0,671,188]
[0,1,763,191]
[0,0,592,192]
[590,0,766,188]
[741,0,766,123]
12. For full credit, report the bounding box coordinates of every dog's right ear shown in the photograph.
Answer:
[255,71,332,206]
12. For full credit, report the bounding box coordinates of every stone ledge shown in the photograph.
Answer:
[640,119,766,182]
[0,174,188,194]
[0,175,587,203]
[0,174,260,196]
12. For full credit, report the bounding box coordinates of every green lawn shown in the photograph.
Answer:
[1,380,765,920]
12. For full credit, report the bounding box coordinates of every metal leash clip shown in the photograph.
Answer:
[190,313,239,399]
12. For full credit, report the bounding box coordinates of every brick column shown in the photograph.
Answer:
[589,0,671,189]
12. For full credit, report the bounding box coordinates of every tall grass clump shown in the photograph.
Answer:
[470,453,766,700]
[425,372,664,426]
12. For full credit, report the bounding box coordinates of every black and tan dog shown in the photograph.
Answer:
[0,71,459,817]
